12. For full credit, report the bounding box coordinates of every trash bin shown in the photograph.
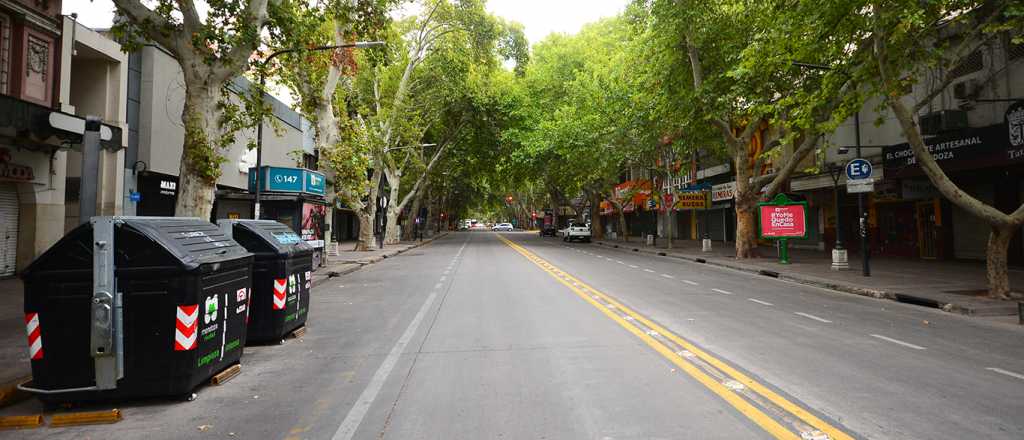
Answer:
[19,217,253,402]
[219,219,313,344]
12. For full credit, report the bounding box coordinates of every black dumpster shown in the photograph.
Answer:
[19,217,253,402]
[219,220,313,343]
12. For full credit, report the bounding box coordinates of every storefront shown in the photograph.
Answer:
[881,108,1024,261]
[234,166,330,268]
[0,95,122,276]
[135,171,179,217]
[333,206,360,242]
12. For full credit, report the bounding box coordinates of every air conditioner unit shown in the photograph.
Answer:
[918,110,968,135]
[953,79,978,100]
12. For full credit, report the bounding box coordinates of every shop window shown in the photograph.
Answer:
[946,50,983,80]
[0,13,9,95]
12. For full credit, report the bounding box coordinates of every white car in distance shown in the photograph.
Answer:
[492,223,514,232]
[560,222,591,242]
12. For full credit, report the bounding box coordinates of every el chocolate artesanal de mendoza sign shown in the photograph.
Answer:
[883,101,1024,178]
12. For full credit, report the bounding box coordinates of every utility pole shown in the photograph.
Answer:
[855,112,870,276]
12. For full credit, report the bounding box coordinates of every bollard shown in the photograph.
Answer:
[1019,302,1023,326]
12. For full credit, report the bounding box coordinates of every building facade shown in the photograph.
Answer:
[0,2,126,277]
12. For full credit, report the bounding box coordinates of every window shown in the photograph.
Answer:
[303,152,318,170]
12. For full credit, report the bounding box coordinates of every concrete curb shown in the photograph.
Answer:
[311,233,450,288]
[593,240,1008,317]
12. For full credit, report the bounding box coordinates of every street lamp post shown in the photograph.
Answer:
[827,163,849,270]
[253,41,385,219]
[791,61,871,276]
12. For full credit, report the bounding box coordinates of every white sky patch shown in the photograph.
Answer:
[486,0,627,44]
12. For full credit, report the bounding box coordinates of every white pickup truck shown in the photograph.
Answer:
[560,222,591,243]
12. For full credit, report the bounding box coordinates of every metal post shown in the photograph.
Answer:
[779,239,790,264]
[855,112,870,276]
[254,71,266,220]
[79,117,102,224]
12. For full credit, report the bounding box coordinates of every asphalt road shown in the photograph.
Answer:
[4,231,1024,439]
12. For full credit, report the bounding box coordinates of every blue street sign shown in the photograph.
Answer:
[845,159,873,180]
[129,191,141,203]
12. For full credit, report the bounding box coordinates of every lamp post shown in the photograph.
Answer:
[253,41,385,219]
[827,163,849,270]
[792,61,871,276]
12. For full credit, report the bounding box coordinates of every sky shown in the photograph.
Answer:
[62,0,629,45]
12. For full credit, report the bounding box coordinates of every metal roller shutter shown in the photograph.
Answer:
[0,183,18,277]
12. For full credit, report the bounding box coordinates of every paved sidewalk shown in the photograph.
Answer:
[593,237,1023,318]
[0,232,449,403]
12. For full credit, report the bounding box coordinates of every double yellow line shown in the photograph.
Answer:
[497,235,855,440]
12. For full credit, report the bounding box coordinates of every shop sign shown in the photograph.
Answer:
[673,191,710,210]
[711,182,736,202]
[159,180,177,196]
[0,148,35,182]
[883,123,1018,178]
[249,166,326,196]
[758,194,808,239]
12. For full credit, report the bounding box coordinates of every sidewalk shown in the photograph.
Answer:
[0,232,449,402]
[593,237,1023,318]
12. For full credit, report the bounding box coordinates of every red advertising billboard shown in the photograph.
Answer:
[759,204,807,238]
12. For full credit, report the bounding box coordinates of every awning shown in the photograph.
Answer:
[0,93,123,151]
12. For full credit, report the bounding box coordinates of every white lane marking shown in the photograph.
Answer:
[986,367,1024,381]
[660,274,675,279]
[711,288,733,295]
[331,291,438,440]
[748,298,774,306]
[643,269,655,273]
[615,260,624,264]
[870,334,926,350]
[434,283,443,289]
[439,276,446,282]
[794,312,832,323]
[682,280,699,286]
[443,270,450,275]
[629,265,639,269]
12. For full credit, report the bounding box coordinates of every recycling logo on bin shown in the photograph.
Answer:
[204,295,219,324]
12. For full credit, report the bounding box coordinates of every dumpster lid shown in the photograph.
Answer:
[219,219,313,257]
[122,217,252,268]
[22,216,252,275]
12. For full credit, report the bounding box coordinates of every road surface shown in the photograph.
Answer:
[6,232,1024,439]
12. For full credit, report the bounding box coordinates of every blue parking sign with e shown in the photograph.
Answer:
[846,159,872,180]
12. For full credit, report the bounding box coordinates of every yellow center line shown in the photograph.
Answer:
[497,234,854,440]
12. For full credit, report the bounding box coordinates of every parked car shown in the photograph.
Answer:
[492,223,514,232]
[560,222,592,242]
[539,224,558,237]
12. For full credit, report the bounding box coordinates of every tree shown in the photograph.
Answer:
[112,0,275,218]
[867,1,1022,298]
[631,0,867,258]
[353,0,526,245]
[269,0,395,250]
